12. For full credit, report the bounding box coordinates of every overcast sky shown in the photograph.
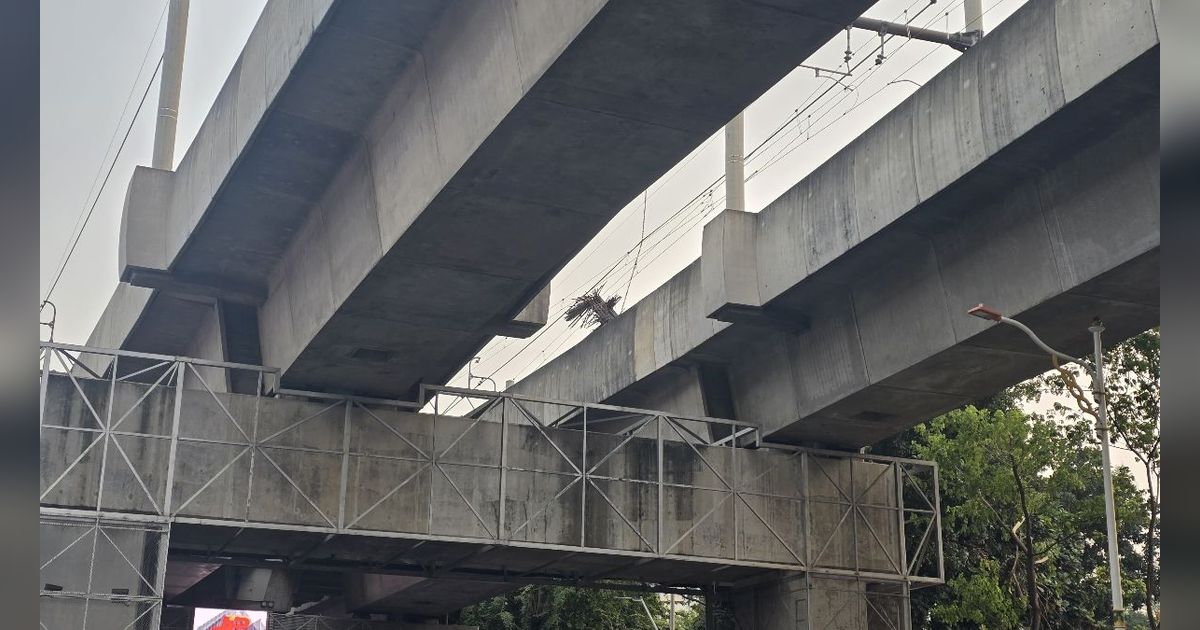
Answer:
[43,0,1150,487]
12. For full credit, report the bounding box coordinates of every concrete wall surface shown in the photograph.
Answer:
[719,574,909,630]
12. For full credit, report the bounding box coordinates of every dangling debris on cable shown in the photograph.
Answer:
[564,289,620,328]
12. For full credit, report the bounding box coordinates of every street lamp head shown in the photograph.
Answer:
[967,303,1003,322]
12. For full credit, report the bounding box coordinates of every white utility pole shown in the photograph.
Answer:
[152,0,190,170]
[724,112,745,212]
[968,306,1126,630]
[964,0,984,35]
[1091,320,1127,629]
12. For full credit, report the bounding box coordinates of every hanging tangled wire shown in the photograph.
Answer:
[564,290,620,328]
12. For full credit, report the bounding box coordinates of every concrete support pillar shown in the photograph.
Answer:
[715,574,910,630]
[490,283,550,338]
[235,568,293,612]
[183,299,230,393]
[153,0,189,170]
[964,0,984,34]
[344,573,428,614]
[725,112,745,212]
[701,209,761,322]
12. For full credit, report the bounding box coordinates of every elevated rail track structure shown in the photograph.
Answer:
[44,0,1159,627]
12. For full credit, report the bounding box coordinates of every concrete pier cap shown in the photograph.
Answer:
[118,166,174,281]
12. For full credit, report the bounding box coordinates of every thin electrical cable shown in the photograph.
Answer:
[757,0,1012,172]
[752,0,983,173]
[566,181,720,299]
[549,132,723,301]
[611,48,901,283]
[42,55,165,303]
[44,1,170,300]
[527,187,712,326]
[756,64,908,172]
[754,63,895,172]
[621,192,648,309]
[744,0,937,164]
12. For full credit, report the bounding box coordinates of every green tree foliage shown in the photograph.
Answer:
[457,586,668,630]
[878,405,1146,629]
[871,329,1158,629]
[928,558,1021,628]
[673,602,705,630]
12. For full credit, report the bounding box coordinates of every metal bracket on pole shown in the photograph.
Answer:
[851,16,981,52]
[798,63,852,78]
[1090,319,1127,629]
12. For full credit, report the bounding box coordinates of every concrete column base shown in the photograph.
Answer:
[709,573,910,630]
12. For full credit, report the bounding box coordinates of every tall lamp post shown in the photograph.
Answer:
[967,304,1125,629]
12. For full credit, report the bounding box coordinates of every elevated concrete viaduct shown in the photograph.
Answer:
[46,0,1161,627]
[512,0,1161,448]
[88,0,873,398]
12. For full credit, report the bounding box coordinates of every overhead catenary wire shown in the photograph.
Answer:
[42,0,171,303]
[744,0,936,163]
[42,54,166,304]
[752,0,995,173]
[621,191,649,308]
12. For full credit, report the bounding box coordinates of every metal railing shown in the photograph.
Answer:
[39,342,942,587]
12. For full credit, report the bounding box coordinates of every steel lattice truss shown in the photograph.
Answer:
[40,342,943,626]
[40,515,169,630]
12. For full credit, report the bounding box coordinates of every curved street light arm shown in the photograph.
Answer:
[997,316,1090,372]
